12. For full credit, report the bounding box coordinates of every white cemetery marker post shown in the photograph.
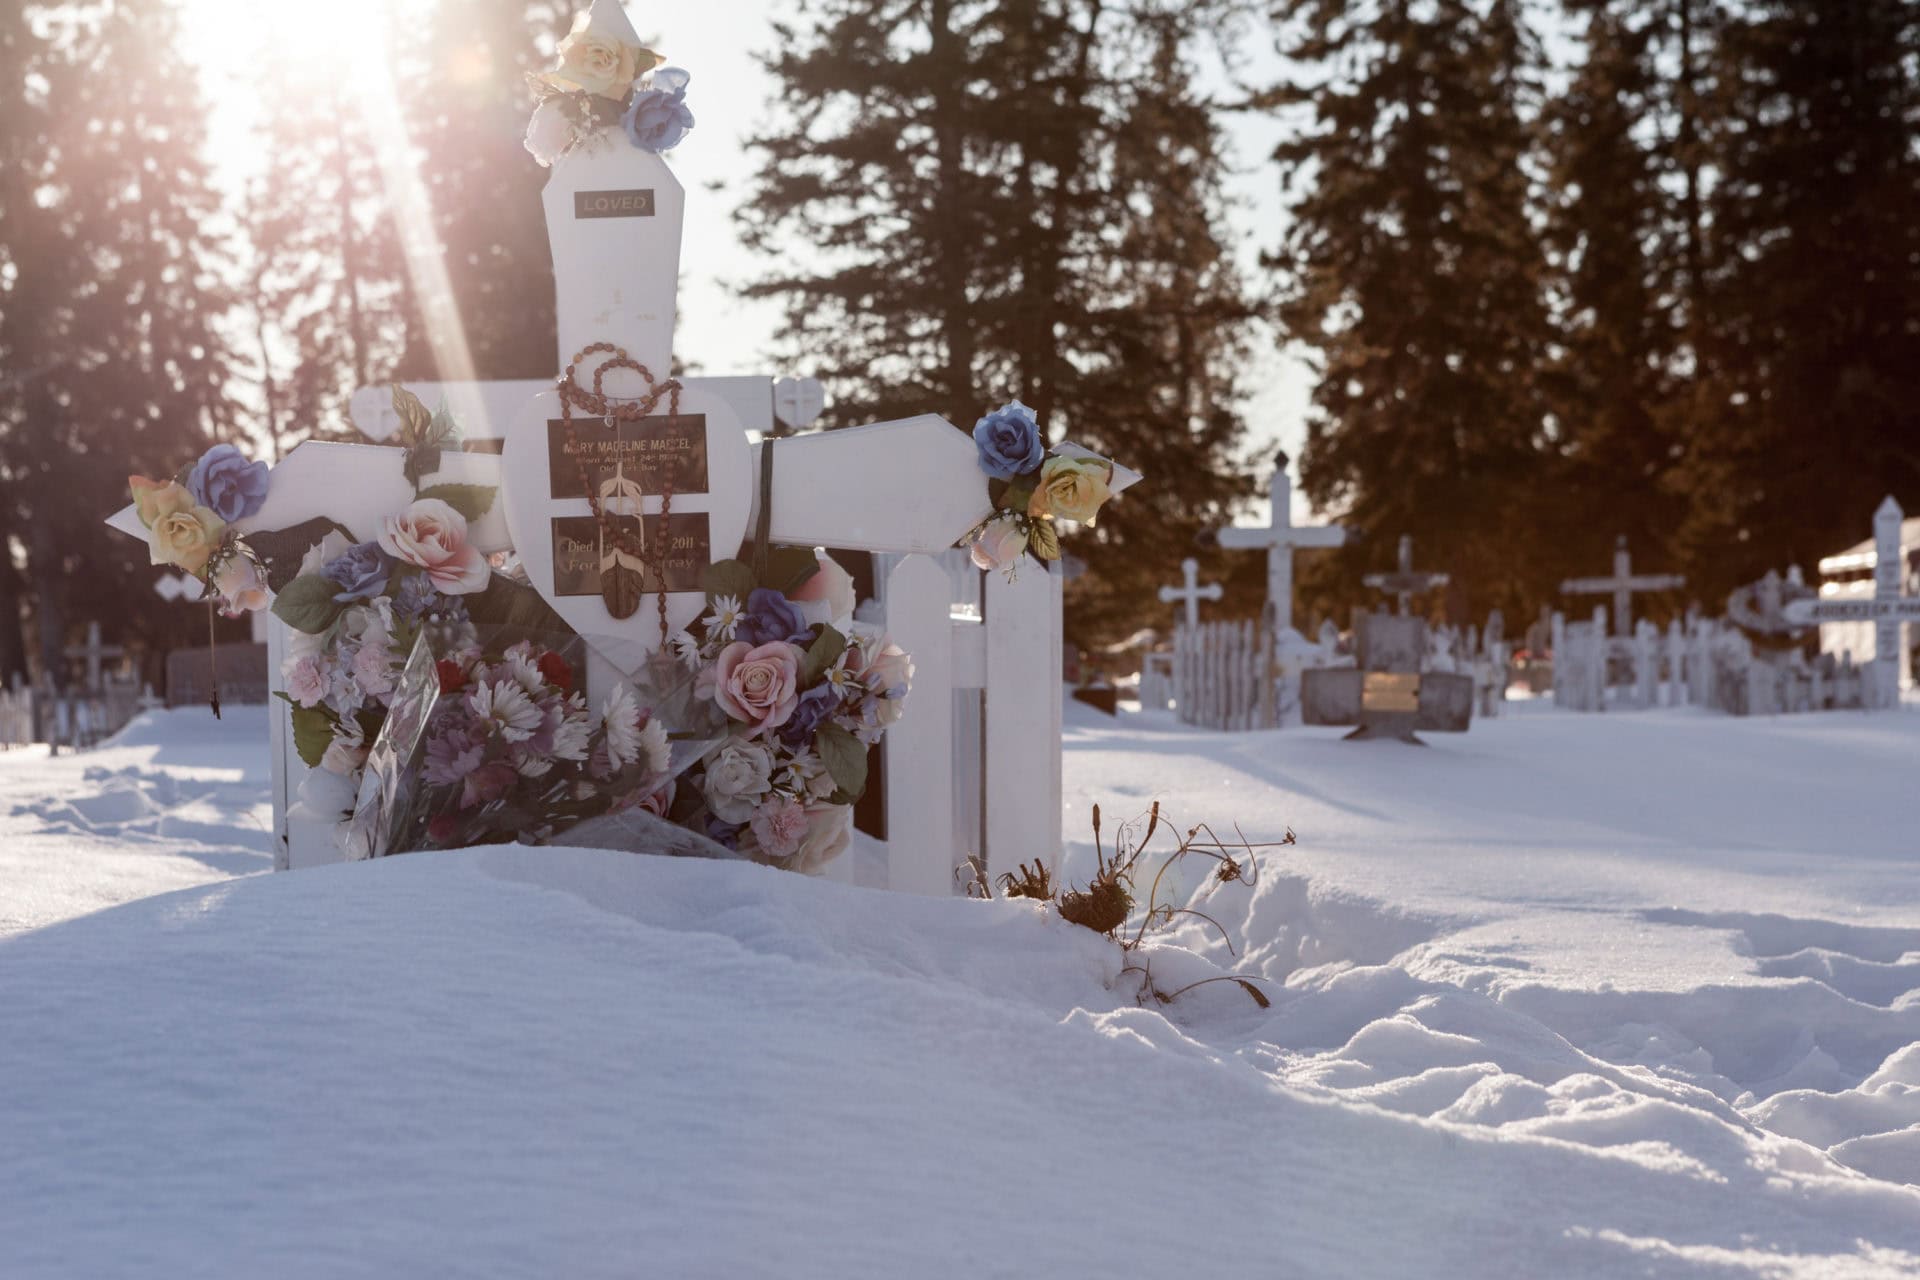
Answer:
[1362,535,1448,617]
[1159,558,1222,630]
[1214,450,1345,633]
[63,622,124,691]
[1560,535,1685,639]
[1785,496,1917,709]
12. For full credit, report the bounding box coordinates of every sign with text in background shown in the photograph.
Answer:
[550,513,712,597]
[546,415,709,499]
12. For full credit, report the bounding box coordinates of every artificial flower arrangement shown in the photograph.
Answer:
[344,629,698,859]
[522,11,693,166]
[964,399,1120,575]
[128,444,275,617]
[651,547,913,873]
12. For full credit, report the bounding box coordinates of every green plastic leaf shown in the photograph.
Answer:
[290,706,336,769]
[1002,474,1039,516]
[764,545,821,595]
[701,559,758,606]
[244,517,353,592]
[816,723,869,801]
[1028,519,1061,561]
[416,484,497,522]
[271,573,345,635]
[800,624,847,686]
[390,383,432,444]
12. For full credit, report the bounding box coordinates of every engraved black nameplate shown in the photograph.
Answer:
[573,188,656,219]
[547,416,708,501]
[551,513,711,597]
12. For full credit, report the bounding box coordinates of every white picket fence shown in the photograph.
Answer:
[271,548,1063,897]
[1168,616,1508,730]
[0,677,158,750]
[1549,607,1876,715]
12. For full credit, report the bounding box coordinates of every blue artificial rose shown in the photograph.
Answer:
[735,586,812,647]
[778,683,841,750]
[622,67,694,152]
[972,400,1045,479]
[705,815,743,850]
[186,444,270,522]
[322,541,395,604]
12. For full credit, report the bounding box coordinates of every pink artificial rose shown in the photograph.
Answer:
[379,498,489,595]
[284,654,328,708]
[710,640,803,734]
[748,794,808,861]
[969,516,1028,573]
[789,552,858,630]
[212,554,270,615]
[637,778,676,819]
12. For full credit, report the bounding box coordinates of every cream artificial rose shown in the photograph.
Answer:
[1027,454,1114,525]
[711,640,803,734]
[542,14,660,99]
[141,481,225,574]
[379,498,489,595]
[790,802,853,875]
[703,738,775,824]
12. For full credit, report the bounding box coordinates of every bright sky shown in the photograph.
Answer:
[173,0,1314,517]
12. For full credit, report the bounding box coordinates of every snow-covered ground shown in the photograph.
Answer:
[2,702,1917,1277]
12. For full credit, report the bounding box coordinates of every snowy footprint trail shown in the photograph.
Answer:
[0,708,274,937]
[1060,704,1920,1253]
[1,847,1916,1279]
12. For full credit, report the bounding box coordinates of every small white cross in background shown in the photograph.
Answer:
[1159,557,1223,630]
[1363,535,1449,617]
[1213,450,1345,634]
[1559,535,1685,637]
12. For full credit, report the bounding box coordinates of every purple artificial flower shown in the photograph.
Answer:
[736,587,812,647]
[461,760,518,810]
[424,724,484,787]
[778,682,841,750]
[972,400,1044,480]
[322,541,395,603]
[621,67,694,152]
[393,573,468,625]
[187,444,271,522]
[705,814,744,850]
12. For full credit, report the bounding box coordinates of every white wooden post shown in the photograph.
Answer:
[984,562,1063,888]
[1874,496,1905,707]
[882,555,955,895]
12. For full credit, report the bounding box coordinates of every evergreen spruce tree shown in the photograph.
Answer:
[1538,1,1694,597]
[1267,0,1554,620]
[0,0,238,683]
[738,0,1256,646]
[1680,0,1920,587]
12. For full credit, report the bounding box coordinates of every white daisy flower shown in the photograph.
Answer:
[470,678,543,742]
[666,628,703,669]
[602,682,643,770]
[702,594,744,640]
[638,718,671,775]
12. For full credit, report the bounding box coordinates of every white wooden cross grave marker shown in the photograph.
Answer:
[1560,535,1685,639]
[105,0,1141,893]
[1363,535,1448,617]
[1159,557,1222,630]
[1787,496,1917,708]
[64,621,123,692]
[1213,450,1345,634]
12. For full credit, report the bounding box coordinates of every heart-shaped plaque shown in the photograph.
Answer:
[500,384,752,678]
